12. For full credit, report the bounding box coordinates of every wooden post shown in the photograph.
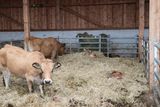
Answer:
[149,0,158,92]
[23,0,30,50]
[55,0,61,29]
[157,0,160,41]
[138,0,145,62]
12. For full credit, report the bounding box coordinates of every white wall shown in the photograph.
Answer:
[0,29,149,57]
[0,29,149,42]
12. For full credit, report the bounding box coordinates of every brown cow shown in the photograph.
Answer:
[26,36,65,60]
[0,44,61,94]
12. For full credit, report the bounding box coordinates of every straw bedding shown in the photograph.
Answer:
[0,52,149,107]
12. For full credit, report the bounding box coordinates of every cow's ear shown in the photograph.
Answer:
[54,62,61,69]
[32,62,41,69]
[52,62,61,72]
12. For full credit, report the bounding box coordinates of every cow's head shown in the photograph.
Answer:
[32,60,61,84]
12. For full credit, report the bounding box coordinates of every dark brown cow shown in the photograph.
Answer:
[26,36,65,60]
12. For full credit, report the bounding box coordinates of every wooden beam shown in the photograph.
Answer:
[63,0,136,7]
[55,0,61,29]
[0,12,23,27]
[23,0,30,50]
[138,0,145,62]
[0,0,136,8]
[61,7,107,28]
[0,0,149,8]
[0,27,144,32]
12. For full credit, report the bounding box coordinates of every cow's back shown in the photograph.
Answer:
[1,45,43,77]
[28,36,65,58]
[39,37,55,58]
[28,36,43,51]
[46,37,65,56]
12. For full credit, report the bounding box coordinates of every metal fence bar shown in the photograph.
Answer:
[78,37,107,39]
[99,36,101,52]
[106,37,110,57]
[111,48,138,50]
[154,43,160,49]
[69,41,72,53]
[108,52,137,54]
[142,38,149,79]
[154,58,160,66]
[110,37,138,39]
[79,47,106,49]
[153,86,160,106]
[111,43,137,44]
[153,42,160,105]
[155,84,160,97]
[154,72,160,83]
[79,42,99,44]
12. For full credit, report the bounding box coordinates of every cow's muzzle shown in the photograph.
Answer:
[43,79,52,84]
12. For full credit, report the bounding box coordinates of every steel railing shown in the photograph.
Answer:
[142,38,149,79]
[152,42,160,106]
[109,36,138,57]
[0,35,139,58]
[58,35,138,58]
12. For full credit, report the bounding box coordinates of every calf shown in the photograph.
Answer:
[26,36,65,60]
[0,44,61,94]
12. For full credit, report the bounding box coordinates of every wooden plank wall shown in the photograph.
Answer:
[0,0,149,31]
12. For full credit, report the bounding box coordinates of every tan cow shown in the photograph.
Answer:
[0,44,61,94]
[26,36,65,60]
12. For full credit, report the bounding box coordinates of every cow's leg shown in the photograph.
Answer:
[26,79,33,93]
[34,78,44,95]
[51,50,57,61]
[2,69,11,89]
[2,77,5,86]
[39,84,44,95]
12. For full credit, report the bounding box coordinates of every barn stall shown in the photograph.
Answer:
[0,0,159,107]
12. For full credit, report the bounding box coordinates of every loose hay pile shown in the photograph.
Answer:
[0,52,149,107]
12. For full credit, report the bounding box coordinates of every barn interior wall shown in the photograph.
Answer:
[0,29,149,42]
[0,29,148,57]
[0,0,149,30]
[0,29,149,57]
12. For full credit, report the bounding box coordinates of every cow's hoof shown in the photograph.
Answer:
[7,103,14,107]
